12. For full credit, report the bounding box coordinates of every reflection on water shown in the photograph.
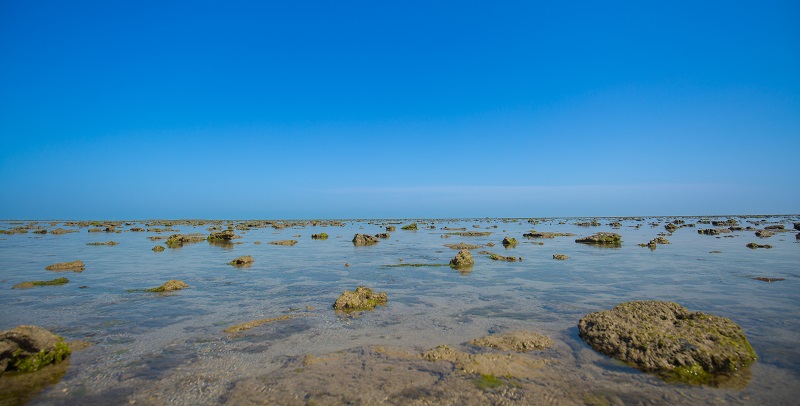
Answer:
[0,217,798,404]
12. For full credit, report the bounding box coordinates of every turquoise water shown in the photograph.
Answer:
[0,217,798,404]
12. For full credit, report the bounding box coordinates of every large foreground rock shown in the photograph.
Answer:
[578,301,757,385]
[333,286,387,312]
[0,326,71,374]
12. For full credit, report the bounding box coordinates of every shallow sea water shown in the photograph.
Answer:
[0,217,798,405]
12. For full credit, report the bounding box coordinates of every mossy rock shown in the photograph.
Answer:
[152,245,165,252]
[449,249,474,269]
[12,277,69,289]
[230,255,254,266]
[352,234,379,246]
[311,233,329,240]
[138,280,188,293]
[575,233,622,245]
[400,223,418,230]
[501,236,518,246]
[0,326,71,374]
[578,301,757,386]
[44,260,84,272]
[333,286,387,312]
[552,254,569,260]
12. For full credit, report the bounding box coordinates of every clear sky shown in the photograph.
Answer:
[1,0,798,219]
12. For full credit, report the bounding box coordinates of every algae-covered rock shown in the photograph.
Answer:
[486,252,516,262]
[449,249,474,269]
[444,243,482,250]
[0,325,71,375]
[575,233,621,245]
[421,345,546,377]
[311,233,329,240]
[86,241,118,246]
[269,240,297,246]
[230,255,254,266]
[755,230,774,238]
[352,234,379,246]
[385,225,396,232]
[144,280,188,292]
[523,231,574,238]
[665,223,679,232]
[44,260,84,272]
[333,286,387,312]
[552,254,569,260]
[152,245,165,252]
[207,229,235,242]
[165,233,206,248]
[468,331,553,352]
[374,233,390,239]
[401,223,418,230]
[578,301,757,386]
[746,242,772,249]
[12,277,69,289]
[501,236,518,247]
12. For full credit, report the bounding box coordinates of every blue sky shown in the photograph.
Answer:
[1,1,798,219]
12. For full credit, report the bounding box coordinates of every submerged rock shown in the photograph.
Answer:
[352,234,379,246]
[86,241,118,246]
[444,243,482,250]
[552,254,569,260]
[374,233,390,239]
[575,233,621,245]
[752,277,784,282]
[311,233,329,240]
[0,325,71,374]
[401,223,418,230]
[144,280,188,292]
[578,301,757,386]
[230,255,254,266]
[333,286,387,312]
[468,331,553,352]
[523,231,574,238]
[44,260,84,272]
[746,242,772,249]
[269,240,298,246]
[152,245,165,252]
[385,225,396,232]
[486,252,517,262]
[421,345,546,377]
[224,315,298,334]
[12,277,69,289]
[449,249,474,269]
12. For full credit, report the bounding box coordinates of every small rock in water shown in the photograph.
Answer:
[449,249,474,269]
[333,286,387,312]
[230,255,254,266]
[0,325,71,374]
[44,260,85,272]
[552,254,570,260]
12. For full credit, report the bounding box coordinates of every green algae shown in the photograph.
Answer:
[473,374,504,390]
[12,277,69,289]
[10,340,71,373]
